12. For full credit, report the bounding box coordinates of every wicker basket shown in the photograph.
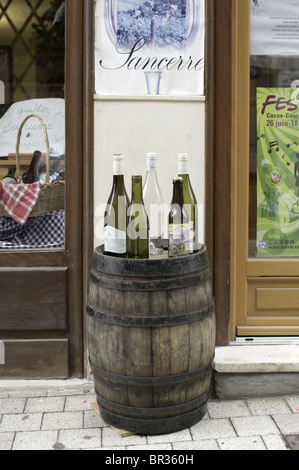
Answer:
[0,113,65,218]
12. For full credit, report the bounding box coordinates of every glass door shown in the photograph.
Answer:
[231,0,299,339]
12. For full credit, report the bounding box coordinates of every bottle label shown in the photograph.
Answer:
[2,177,16,185]
[168,223,193,257]
[104,226,126,254]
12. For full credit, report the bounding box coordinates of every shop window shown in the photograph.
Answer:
[249,0,299,258]
[0,0,65,250]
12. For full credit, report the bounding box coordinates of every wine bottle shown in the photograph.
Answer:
[177,153,199,252]
[104,154,129,257]
[127,175,149,259]
[168,177,193,257]
[22,150,42,184]
[142,152,164,256]
[39,159,60,184]
[2,165,17,184]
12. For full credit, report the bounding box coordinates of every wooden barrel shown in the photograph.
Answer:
[87,245,216,435]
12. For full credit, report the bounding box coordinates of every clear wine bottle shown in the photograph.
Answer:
[142,152,164,256]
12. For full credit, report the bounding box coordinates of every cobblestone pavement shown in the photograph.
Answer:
[0,380,298,450]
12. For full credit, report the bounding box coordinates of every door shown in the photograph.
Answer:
[0,0,93,378]
[231,0,299,338]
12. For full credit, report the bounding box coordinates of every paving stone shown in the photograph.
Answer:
[246,398,291,416]
[0,398,26,414]
[262,434,289,450]
[84,409,106,428]
[0,432,14,450]
[272,413,299,435]
[190,418,236,440]
[208,400,250,419]
[172,439,219,450]
[65,394,96,412]
[58,428,102,450]
[100,446,126,450]
[285,395,299,413]
[102,426,147,447]
[0,413,42,432]
[25,396,65,413]
[12,430,58,450]
[127,443,172,450]
[283,434,299,450]
[42,411,83,430]
[147,427,191,445]
[218,436,266,450]
[231,415,280,436]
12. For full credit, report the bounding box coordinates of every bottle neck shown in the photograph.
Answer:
[3,166,16,179]
[113,156,124,175]
[112,174,124,184]
[178,159,189,175]
[172,181,184,208]
[131,177,143,203]
[146,158,157,172]
[23,151,42,183]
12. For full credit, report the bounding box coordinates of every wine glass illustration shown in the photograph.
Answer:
[104,0,200,95]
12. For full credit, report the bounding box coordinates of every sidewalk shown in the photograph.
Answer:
[0,379,298,450]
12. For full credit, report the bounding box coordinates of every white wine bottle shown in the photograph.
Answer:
[177,153,199,252]
[168,177,193,257]
[104,154,129,257]
[127,175,149,259]
[142,152,164,256]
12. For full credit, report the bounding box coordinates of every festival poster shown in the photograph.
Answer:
[95,0,205,96]
[257,87,299,257]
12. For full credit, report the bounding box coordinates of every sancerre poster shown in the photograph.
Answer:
[95,0,205,96]
[257,87,299,257]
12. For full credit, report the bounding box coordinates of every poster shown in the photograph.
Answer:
[0,98,65,157]
[257,87,299,257]
[250,0,299,56]
[95,0,205,96]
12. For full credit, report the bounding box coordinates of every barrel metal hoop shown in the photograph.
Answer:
[87,302,214,327]
[89,358,213,386]
[95,389,211,419]
[93,245,210,279]
[90,266,211,291]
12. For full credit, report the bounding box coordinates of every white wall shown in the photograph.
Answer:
[93,0,206,249]
[93,95,206,248]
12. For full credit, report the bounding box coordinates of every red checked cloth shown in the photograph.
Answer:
[0,182,41,225]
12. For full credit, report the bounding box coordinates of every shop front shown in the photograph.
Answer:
[0,0,297,381]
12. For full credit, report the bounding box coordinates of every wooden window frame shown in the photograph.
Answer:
[205,0,232,345]
[65,0,94,377]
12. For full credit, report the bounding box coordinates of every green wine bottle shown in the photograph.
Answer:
[168,177,193,257]
[104,154,129,257]
[177,153,199,252]
[127,175,149,259]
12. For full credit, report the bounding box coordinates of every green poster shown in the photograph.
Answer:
[257,87,299,257]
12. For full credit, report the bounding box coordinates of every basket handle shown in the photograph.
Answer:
[16,114,50,184]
